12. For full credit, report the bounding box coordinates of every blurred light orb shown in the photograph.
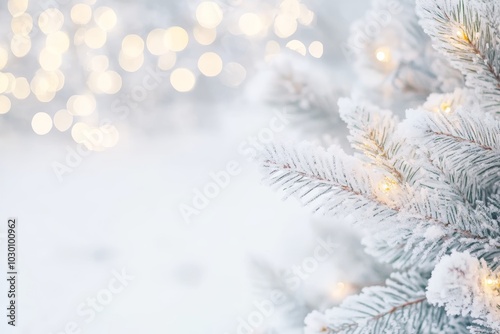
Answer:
[265,40,281,61]
[46,31,70,54]
[71,122,91,143]
[94,7,117,31]
[164,27,189,52]
[157,52,177,71]
[122,34,144,58]
[54,109,73,132]
[286,39,306,55]
[196,2,223,29]
[119,52,144,72]
[198,52,223,77]
[298,4,314,25]
[11,34,31,57]
[32,112,53,135]
[39,48,62,71]
[84,27,107,49]
[170,68,196,92]
[4,73,16,94]
[12,77,30,99]
[67,94,96,116]
[38,8,64,34]
[89,71,122,94]
[274,14,297,38]
[0,95,11,114]
[220,62,246,87]
[309,41,323,58]
[147,29,169,55]
[375,47,391,63]
[8,0,28,17]
[101,125,120,148]
[193,25,217,46]
[71,4,92,25]
[0,73,9,93]
[31,70,63,97]
[11,13,33,35]
[89,55,109,72]
[0,48,8,69]
[239,13,263,36]
[280,0,301,18]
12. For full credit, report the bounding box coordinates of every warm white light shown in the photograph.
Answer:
[11,13,33,35]
[89,55,109,72]
[67,94,96,116]
[38,8,64,34]
[39,48,62,71]
[170,68,196,92]
[147,29,169,55]
[280,0,301,18]
[164,26,189,52]
[71,122,91,143]
[309,41,323,58]
[157,52,177,71]
[220,62,246,87]
[0,48,8,69]
[32,112,53,135]
[375,47,391,63]
[298,4,314,25]
[84,28,107,49]
[8,0,28,17]
[198,52,223,77]
[0,73,8,93]
[274,14,297,38]
[239,13,264,36]
[0,95,11,114]
[71,4,92,25]
[121,34,144,58]
[12,77,30,99]
[94,7,117,31]
[31,70,64,97]
[286,40,306,56]
[196,2,223,29]
[440,102,452,114]
[88,71,122,94]
[4,73,16,94]
[46,31,70,54]
[54,109,73,132]
[11,34,31,57]
[119,52,144,72]
[193,25,217,46]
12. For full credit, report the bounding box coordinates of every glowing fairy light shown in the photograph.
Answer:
[157,52,177,71]
[274,14,297,38]
[298,4,314,25]
[71,4,92,25]
[239,13,264,36]
[67,94,96,116]
[0,73,8,93]
[46,31,70,54]
[94,7,117,31]
[198,52,223,77]
[440,102,452,113]
[375,47,391,63]
[164,26,189,52]
[11,13,33,35]
[286,40,307,56]
[147,29,169,55]
[170,68,196,92]
[38,8,64,34]
[8,0,28,17]
[309,41,324,58]
[39,48,62,71]
[0,95,11,114]
[121,34,144,58]
[11,34,31,57]
[0,47,8,70]
[12,77,30,99]
[84,27,107,49]
[196,1,223,29]
[53,109,73,132]
[456,28,468,41]
[193,25,217,46]
[119,52,144,72]
[31,112,53,135]
[379,177,397,193]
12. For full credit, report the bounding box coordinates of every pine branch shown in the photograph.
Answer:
[417,0,500,113]
[318,272,469,334]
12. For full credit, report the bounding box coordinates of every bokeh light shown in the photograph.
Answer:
[193,25,217,46]
[11,13,33,35]
[38,8,64,34]
[12,77,30,99]
[46,31,70,54]
[122,34,144,58]
[119,52,144,72]
[39,48,62,71]
[147,29,169,55]
[0,73,9,93]
[89,55,109,72]
[164,27,189,52]
[0,48,8,69]
[88,71,122,94]
[274,14,297,38]
[158,52,177,71]
[8,0,28,17]
[286,39,306,55]
[84,28,107,49]
[53,109,74,132]
[67,94,97,116]
[198,52,223,77]
[196,2,223,29]
[11,34,31,57]
[31,112,53,135]
[170,68,196,92]
[0,95,11,114]
[94,7,117,31]
[239,13,264,36]
[309,41,323,58]
[71,3,92,25]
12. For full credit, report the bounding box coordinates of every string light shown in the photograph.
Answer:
[439,102,452,113]
[375,47,391,63]
[379,177,397,193]
[456,28,468,41]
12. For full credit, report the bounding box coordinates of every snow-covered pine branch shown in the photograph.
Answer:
[305,271,470,334]
[417,0,500,113]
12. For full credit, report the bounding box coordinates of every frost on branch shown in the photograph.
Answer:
[427,252,500,331]
[417,0,500,113]
[304,271,469,333]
